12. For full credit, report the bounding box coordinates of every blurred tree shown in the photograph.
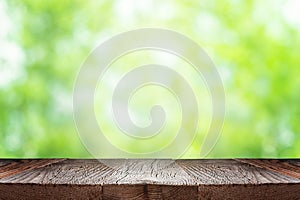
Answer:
[0,0,299,157]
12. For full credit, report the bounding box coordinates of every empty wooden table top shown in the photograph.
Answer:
[0,159,299,200]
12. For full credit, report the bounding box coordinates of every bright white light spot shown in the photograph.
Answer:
[283,0,300,27]
[0,1,25,88]
[114,0,175,25]
[279,128,295,147]
[195,12,224,42]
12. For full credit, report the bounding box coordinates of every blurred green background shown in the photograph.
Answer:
[0,0,299,158]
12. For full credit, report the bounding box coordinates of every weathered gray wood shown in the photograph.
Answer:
[0,159,299,200]
[177,159,300,184]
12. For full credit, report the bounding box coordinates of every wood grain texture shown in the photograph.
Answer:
[0,159,65,179]
[0,183,102,200]
[237,159,300,179]
[177,159,300,184]
[0,159,299,200]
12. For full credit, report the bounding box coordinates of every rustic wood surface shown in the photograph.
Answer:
[0,159,299,200]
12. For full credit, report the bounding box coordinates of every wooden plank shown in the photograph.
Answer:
[237,159,300,179]
[0,159,299,200]
[0,159,114,185]
[101,159,196,185]
[0,183,102,200]
[176,159,300,184]
[102,185,198,200]
[198,184,300,200]
[0,159,65,179]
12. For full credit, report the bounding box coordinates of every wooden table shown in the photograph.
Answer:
[0,159,299,199]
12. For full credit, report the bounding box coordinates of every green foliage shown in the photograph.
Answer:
[0,0,299,157]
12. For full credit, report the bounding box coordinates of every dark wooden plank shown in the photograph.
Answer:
[237,159,300,179]
[0,183,102,200]
[198,184,300,200]
[0,159,65,179]
[102,185,198,200]
[0,159,299,200]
